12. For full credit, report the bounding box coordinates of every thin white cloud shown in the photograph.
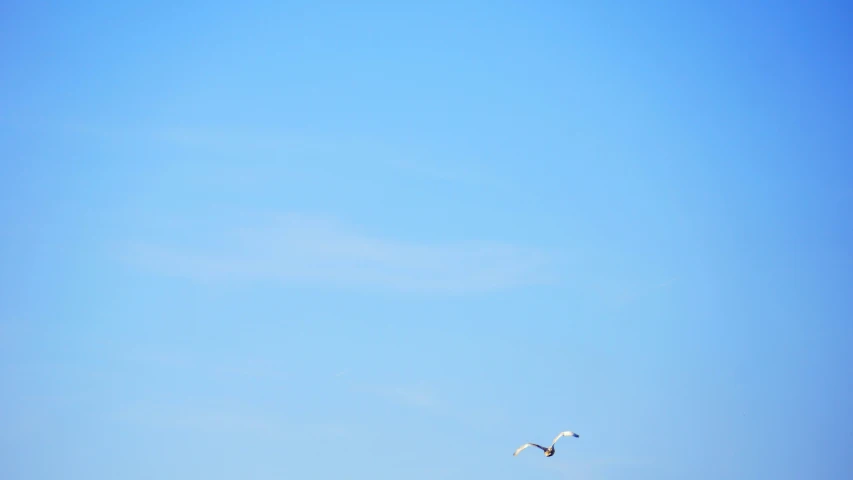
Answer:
[65,122,334,155]
[67,123,501,187]
[381,156,507,189]
[303,422,354,442]
[121,347,289,382]
[609,276,679,308]
[379,383,438,409]
[112,401,278,434]
[354,381,441,410]
[123,212,556,293]
[538,456,658,479]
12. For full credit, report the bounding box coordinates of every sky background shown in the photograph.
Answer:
[1,1,852,479]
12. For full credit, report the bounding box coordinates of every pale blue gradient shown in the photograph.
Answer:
[2,1,852,479]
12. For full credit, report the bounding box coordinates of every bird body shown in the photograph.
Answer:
[513,431,579,458]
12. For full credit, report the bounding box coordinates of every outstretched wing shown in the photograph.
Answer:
[551,431,579,446]
[514,443,546,456]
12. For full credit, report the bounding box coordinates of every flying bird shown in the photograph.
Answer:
[513,431,579,457]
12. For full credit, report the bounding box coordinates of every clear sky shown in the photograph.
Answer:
[1,1,852,479]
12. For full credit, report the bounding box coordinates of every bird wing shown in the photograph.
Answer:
[551,431,579,446]
[514,443,546,456]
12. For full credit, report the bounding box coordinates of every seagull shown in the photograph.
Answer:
[513,431,579,457]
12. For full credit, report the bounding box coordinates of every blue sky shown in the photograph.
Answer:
[1,1,852,479]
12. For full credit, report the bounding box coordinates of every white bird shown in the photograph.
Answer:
[513,431,579,457]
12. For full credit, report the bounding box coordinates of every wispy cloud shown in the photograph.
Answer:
[121,347,289,382]
[610,276,678,308]
[302,422,356,444]
[112,401,279,434]
[67,123,502,187]
[66,123,336,154]
[372,382,439,409]
[122,212,556,293]
[546,456,659,479]
[381,156,506,189]
[349,380,443,411]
